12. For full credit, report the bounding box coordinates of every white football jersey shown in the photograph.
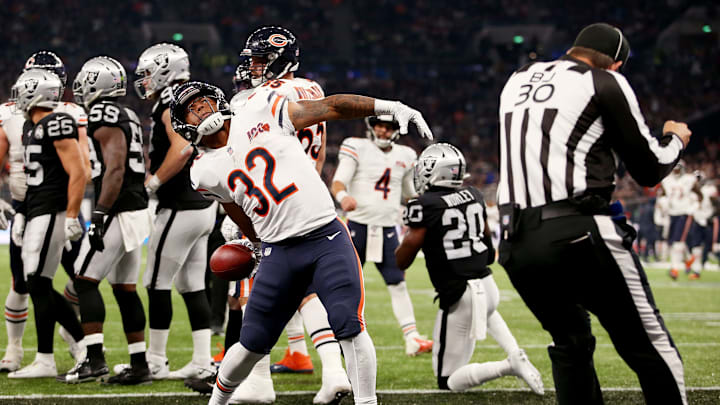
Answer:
[653,195,670,227]
[230,88,254,112]
[0,100,87,201]
[226,89,336,243]
[661,173,697,216]
[695,184,718,226]
[190,146,236,204]
[335,137,417,226]
[257,78,326,164]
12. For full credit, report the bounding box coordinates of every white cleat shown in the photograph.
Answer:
[8,358,57,379]
[167,360,215,380]
[230,374,276,404]
[0,345,23,372]
[509,349,544,395]
[314,372,352,404]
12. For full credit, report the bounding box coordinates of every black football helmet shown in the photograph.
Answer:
[24,51,67,88]
[232,54,253,93]
[170,81,232,144]
[242,26,299,87]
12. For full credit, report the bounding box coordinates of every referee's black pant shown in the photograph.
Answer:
[499,208,686,405]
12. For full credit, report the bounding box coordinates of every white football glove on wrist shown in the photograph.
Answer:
[65,217,84,242]
[229,238,262,278]
[145,174,162,196]
[374,99,434,140]
[221,215,241,242]
[11,213,25,246]
[0,199,16,230]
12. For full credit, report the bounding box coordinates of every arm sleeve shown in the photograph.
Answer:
[333,139,360,186]
[592,70,683,187]
[401,150,418,201]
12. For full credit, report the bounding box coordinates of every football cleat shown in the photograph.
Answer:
[229,372,276,404]
[314,372,352,404]
[688,272,701,280]
[184,372,216,394]
[405,336,433,357]
[669,269,679,280]
[0,345,23,372]
[212,343,225,365]
[103,366,152,386]
[115,353,170,379]
[509,350,544,395]
[56,357,109,384]
[167,360,215,380]
[8,358,57,378]
[270,348,314,374]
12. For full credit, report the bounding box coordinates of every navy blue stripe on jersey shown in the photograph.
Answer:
[519,109,531,205]
[35,214,57,277]
[277,97,288,128]
[149,209,177,290]
[503,112,515,203]
[540,109,558,204]
[565,100,600,198]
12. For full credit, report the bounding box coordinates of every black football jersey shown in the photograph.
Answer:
[87,100,148,213]
[404,186,493,309]
[23,112,78,219]
[149,85,211,210]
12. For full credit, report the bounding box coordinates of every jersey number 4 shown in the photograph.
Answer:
[227,148,298,216]
[375,168,391,199]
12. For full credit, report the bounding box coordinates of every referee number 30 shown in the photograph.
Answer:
[515,72,556,106]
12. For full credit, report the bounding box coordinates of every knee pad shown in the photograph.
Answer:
[182,290,211,331]
[75,278,105,324]
[147,289,172,330]
[548,334,596,365]
[113,289,146,334]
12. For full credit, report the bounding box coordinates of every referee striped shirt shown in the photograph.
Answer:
[497,55,684,209]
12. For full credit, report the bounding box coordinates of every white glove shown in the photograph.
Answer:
[145,174,162,196]
[374,99,434,140]
[221,215,241,242]
[65,217,84,242]
[11,212,25,246]
[0,199,16,230]
[228,238,262,278]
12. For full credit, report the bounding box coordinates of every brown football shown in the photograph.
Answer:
[210,242,256,281]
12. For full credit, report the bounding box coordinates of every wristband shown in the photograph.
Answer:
[335,190,349,204]
[146,174,163,193]
[374,99,398,115]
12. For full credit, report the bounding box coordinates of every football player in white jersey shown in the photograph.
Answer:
[331,115,433,356]
[170,80,433,405]
[243,25,345,383]
[685,173,719,278]
[0,51,90,373]
[660,161,701,279]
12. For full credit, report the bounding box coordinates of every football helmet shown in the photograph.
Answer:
[414,143,469,194]
[72,56,127,108]
[233,54,253,93]
[23,51,67,88]
[170,81,232,144]
[11,70,63,119]
[365,115,400,149]
[134,43,190,99]
[242,26,299,87]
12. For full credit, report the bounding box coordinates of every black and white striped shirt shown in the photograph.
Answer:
[497,55,684,209]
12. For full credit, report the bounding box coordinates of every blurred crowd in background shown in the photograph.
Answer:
[0,0,717,217]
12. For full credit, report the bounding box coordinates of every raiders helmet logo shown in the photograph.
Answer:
[87,71,100,85]
[153,53,169,68]
[33,124,44,139]
[268,34,289,47]
[25,78,39,93]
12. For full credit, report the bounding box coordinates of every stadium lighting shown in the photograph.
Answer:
[702,25,712,33]
[172,32,184,41]
[513,35,524,44]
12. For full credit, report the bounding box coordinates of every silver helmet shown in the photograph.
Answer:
[73,56,127,107]
[365,115,400,149]
[414,143,469,194]
[11,70,63,120]
[134,43,190,99]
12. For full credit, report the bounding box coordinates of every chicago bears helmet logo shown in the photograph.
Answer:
[86,71,100,85]
[268,34,289,47]
[24,57,35,70]
[153,53,169,68]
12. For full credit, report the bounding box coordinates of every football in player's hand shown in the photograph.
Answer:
[210,241,257,281]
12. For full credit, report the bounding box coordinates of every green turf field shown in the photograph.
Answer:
[0,248,718,404]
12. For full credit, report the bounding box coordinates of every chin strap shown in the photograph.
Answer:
[196,111,229,141]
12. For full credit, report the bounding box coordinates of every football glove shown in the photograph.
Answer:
[145,174,162,196]
[65,217,84,242]
[11,212,25,246]
[374,99,433,140]
[0,199,16,230]
[88,206,109,252]
[229,238,262,278]
[221,215,241,242]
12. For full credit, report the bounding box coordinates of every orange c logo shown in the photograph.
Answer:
[268,34,289,47]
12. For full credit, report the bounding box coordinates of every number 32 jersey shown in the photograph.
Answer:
[22,112,78,219]
[404,186,492,309]
[193,89,336,243]
[87,100,148,213]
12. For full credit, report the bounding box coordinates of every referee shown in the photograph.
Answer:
[497,23,691,405]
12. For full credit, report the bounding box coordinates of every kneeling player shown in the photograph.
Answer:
[57,57,152,384]
[396,143,544,394]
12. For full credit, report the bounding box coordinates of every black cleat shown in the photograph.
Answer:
[57,358,109,384]
[184,372,216,394]
[103,366,152,386]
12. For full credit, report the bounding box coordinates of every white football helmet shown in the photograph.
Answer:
[11,70,63,119]
[365,115,400,149]
[73,56,127,107]
[414,143,470,194]
[134,43,190,99]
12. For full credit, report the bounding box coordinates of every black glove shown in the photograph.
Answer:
[88,205,109,252]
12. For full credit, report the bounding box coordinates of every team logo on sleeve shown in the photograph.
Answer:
[268,34,289,47]
[33,125,44,139]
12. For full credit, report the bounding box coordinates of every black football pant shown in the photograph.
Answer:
[499,210,687,405]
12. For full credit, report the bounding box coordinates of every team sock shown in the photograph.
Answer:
[209,343,265,404]
[224,308,243,349]
[128,341,148,370]
[148,329,169,360]
[191,328,212,366]
[339,331,377,405]
[487,311,520,355]
[4,289,28,348]
[387,282,420,340]
[84,333,104,363]
[285,310,308,355]
[64,279,80,317]
[447,359,513,391]
[27,276,55,354]
[300,296,343,372]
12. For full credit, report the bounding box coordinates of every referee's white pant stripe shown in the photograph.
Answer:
[594,215,687,405]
